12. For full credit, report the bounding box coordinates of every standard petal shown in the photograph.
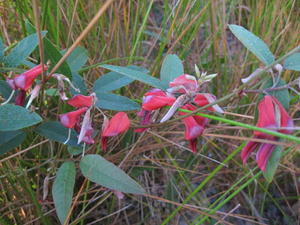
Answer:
[67,94,94,108]
[59,107,88,128]
[102,112,130,137]
[169,74,199,93]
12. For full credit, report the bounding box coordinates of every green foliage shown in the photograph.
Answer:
[160,54,184,85]
[229,24,275,65]
[35,121,80,147]
[4,32,47,67]
[0,104,42,131]
[101,64,166,90]
[95,92,140,111]
[80,154,145,194]
[0,81,13,99]
[52,161,76,224]
[263,145,283,183]
[283,53,300,71]
[261,77,290,110]
[93,71,134,93]
[0,130,26,155]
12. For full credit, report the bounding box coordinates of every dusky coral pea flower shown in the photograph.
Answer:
[168,74,199,93]
[101,112,130,151]
[13,64,48,91]
[179,104,209,153]
[241,95,294,171]
[59,107,88,129]
[193,93,224,113]
[142,89,176,111]
[67,94,94,108]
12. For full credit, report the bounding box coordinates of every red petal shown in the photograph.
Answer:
[241,141,259,164]
[14,64,48,91]
[59,107,88,128]
[256,143,275,171]
[15,90,26,106]
[254,96,277,137]
[68,94,94,108]
[189,139,198,153]
[169,74,199,93]
[102,112,130,137]
[142,95,175,110]
[270,96,294,134]
[182,116,205,140]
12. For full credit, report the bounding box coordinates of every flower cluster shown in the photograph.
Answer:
[136,74,224,153]
[4,64,47,107]
[59,93,130,150]
[241,95,294,171]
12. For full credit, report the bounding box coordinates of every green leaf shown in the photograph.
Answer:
[71,72,87,95]
[93,65,148,93]
[160,54,184,85]
[261,77,289,110]
[5,32,47,67]
[101,64,165,89]
[0,104,42,131]
[263,145,283,182]
[0,130,26,155]
[80,154,145,194]
[95,92,140,111]
[0,80,13,99]
[35,121,80,147]
[52,161,76,224]
[283,53,300,71]
[0,38,5,61]
[93,71,133,92]
[44,39,72,78]
[65,46,88,72]
[67,146,83,156]
[229,24,275,65]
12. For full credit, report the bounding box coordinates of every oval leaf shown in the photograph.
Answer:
[160,54,184,85]
[35,121,80,147]
[52,161,76,224]
[263,145,283,183]
[283,53,300,71]
[0,130,26,155]
[0,81,13,100]
[65,46,88,72]
[80,154,145,194]
[101,64,165,90]
[93,65,148,93]
[5,32,47,67]
[229,24,275,65]
[93,71,134,93]
[95,92,140,111]
[0,104,42,131]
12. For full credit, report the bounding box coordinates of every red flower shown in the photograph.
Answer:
[67,94,94,108]
[101,112,130,151]
[179,104,209,152]
[169,74,199,93]
[59,107,88,129]
[142,89,175,110]
[241,95,294,171]
[13,64,48,91]
[193,93,224,113]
